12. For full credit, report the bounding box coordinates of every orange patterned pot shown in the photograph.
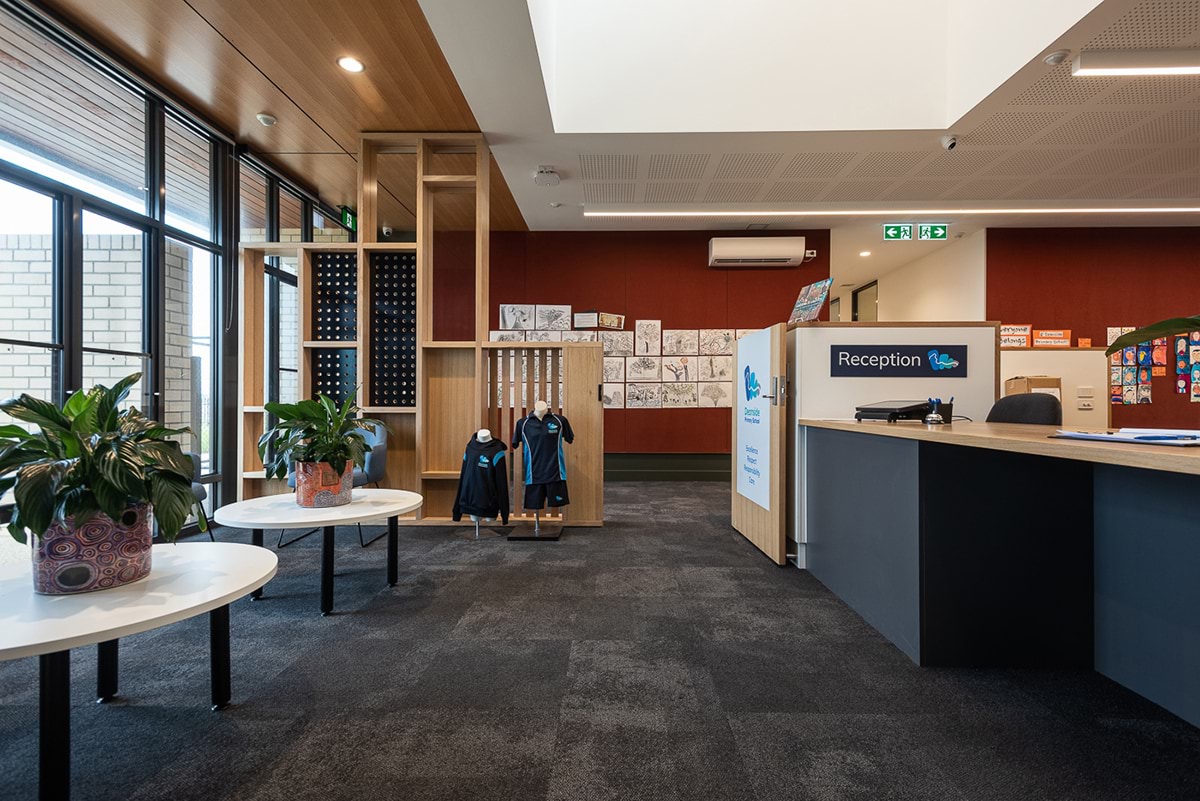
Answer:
[295,461,353,507]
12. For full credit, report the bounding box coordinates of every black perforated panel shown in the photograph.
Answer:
[312,349,357,405]
[369,251,417,407]
[313,252,357,341]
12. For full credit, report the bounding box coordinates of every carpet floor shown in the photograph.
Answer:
[2,482,1199,801]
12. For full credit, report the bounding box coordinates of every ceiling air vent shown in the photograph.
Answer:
[708,237,806,267]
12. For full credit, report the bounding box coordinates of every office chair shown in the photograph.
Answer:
[986,393,1062,426]
[186,452,215,541]
[279,424,389,548]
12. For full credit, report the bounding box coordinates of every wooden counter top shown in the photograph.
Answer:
[798,419,1200,477]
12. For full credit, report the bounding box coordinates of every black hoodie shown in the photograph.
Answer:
[451,436,510,525]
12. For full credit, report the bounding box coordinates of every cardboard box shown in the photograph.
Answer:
[1005,375,1062,400]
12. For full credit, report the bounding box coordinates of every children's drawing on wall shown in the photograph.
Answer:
[662,329,698,356]
[635,320,662,355]
[699,355,734,382]
[699,329,735,356]
[602,384,625,409]
[661,382,698,408]
[489,331,525,342]
[662,356,691,382]
[601,331,634,356]
[603,357,625,383]
[699,382,732,407]
[626,383,662,408]
[499,304,535,330]
[626,356,661,382]
[535,305,572,331]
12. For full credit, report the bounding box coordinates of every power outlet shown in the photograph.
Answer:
[1078,399,1095,410]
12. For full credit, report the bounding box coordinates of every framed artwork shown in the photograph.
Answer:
[499,304,535,330]
[598,312,625,329]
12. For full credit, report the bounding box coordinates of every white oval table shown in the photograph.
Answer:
[213,488,423,616]
[0,542,277,801]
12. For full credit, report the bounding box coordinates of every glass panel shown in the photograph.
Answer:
[279,188,303,243]
[165,239,215,473]
[239,164,268,244]
[313,210,351,243]
[278,280,298,403]
[0,343,58,431]
[854,284,878,322]
[829,297,841,323]
[83,212,144,354]
[0,179,55,343]
[164,113,212,240]
[0,11,146,212]
[82,350,147,408]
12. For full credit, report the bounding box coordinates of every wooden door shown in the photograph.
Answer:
[731,323,789,564]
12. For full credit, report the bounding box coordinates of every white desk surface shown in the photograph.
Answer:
[0,543,277,661]
[213,488,424,529]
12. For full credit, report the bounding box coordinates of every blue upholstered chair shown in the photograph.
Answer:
[279,424,388,548]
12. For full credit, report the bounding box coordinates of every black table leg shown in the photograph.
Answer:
[210,604,231,711]
[96,640,118,704]
[250,529,264,600]
[39,650,70,801]
[321,525,335,616]
[387,516,398,587]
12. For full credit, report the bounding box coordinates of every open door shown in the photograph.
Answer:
[731,323,789,565]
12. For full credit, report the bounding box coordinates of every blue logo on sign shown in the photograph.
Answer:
[927,349,960,371]
[743,366,761,401]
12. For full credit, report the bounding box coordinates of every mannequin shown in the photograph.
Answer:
[510,399,574,541]
[476,428,492,443]
[452,425,509,537]
[469,429,496,538]
[532,401,548,420]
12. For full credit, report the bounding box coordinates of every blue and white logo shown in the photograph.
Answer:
[743,366,761,401]
[547,421,559,433]
[927,349,960,371]
[477,455,490,468]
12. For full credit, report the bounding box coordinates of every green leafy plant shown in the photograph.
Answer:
[258,394,383,480]
[1106,316,1200,355]
[0,373,205,544]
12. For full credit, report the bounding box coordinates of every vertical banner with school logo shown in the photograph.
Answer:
[736,327,772,509]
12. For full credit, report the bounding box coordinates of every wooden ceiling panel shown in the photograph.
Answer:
[38,0,528,230]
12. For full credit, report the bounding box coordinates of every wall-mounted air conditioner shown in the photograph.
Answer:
[708,236,807,267]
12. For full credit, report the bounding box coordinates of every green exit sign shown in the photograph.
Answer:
[883,223,913,241]
[918,223,948,241]
[340,206,357,232]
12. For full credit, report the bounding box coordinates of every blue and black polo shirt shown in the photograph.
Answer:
[513,412,574,485]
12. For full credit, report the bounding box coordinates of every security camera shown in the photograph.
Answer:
[940,135,959,151]
[381,226,393,238]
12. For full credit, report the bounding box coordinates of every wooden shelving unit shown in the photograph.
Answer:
[236,132,603,525]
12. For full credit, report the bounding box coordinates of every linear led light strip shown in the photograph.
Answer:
[1073,49,1200,77]
[584,207,1200,218]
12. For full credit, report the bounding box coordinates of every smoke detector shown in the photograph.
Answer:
[1044,49,1071,66]
[533,165,561,187]
[256,113,277,127]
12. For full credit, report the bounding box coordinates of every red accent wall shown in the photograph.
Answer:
[432,229,831,453]
[986,228,1200,429]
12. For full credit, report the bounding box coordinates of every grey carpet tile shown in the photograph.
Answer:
[3,481,1200,801]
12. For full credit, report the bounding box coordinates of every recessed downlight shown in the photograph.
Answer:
[337,56,365,73]
[859,251,871,257]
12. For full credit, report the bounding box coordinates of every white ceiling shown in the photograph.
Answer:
[525,0,1103,133]
[417,0,1200,288]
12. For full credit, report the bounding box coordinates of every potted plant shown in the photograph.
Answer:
[0,373,205,595]
[258,394,383,508]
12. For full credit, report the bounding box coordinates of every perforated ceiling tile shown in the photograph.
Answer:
[703,182,764,202]
[578,154,638,180]
[1121,147,1200,174]
[1065,176,1163,199]
[1086,0,1200,49]
[1009,63,1117,106]
[1007,178,1082,200]
[820,180,895,202]
[883,179,962,200]
[916,149,1005,178]
[960,112,1067,146]
[1134,175,1200,197]
[1034,111,1154,145]
[713,153,782,179]
[1052,148,1159,175]
[779,152,857,179]
[762,181,829,202]
[647,153,710,180]
[1117,109,1200,143]
[582,182,636,203]
[847,151,931,178]
[984,150,1077,176]
[1100,76,1200,106]
[644,182,700,203]
[941,178,1032,200]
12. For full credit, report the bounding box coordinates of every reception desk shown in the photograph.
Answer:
[798,419,1200,727]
